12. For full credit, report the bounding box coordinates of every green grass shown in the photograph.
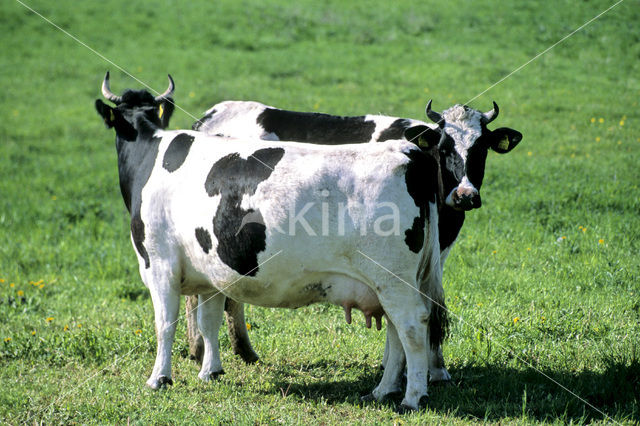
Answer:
[1,0,639,423]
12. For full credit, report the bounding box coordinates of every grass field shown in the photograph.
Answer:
[1,0,639,423]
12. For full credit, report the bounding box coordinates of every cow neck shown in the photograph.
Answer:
[115,133,162,214]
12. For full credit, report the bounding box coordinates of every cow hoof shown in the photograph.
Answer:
[147,376,173,390]
[209,370,225,381]
[429,368,451,383]
[361,391,402,404]
[397,395,428,413]
[199,370,225,382]
[360,393,377,403]
[239,352,259,364]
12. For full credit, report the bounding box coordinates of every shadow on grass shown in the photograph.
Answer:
[258,358,640,422]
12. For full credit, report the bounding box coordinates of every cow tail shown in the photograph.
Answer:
[429,296,450,349]
[419,200,450,348]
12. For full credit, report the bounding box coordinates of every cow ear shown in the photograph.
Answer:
[404,125,440,148]
[95,99,116,128]
[489,127,522,154]
[157,99,175,129]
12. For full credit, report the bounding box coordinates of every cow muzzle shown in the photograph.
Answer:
[447,187,482,211]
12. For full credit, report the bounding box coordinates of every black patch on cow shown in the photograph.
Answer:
[205,148,285,276]
[192,109,217,131]
[464,141,489,191]
[131,211,150,269]
[117,136,163,213]
[163,133,195,172]
[256,108,376,143]
[438,206,465,251]
[438,134,465,184]
[117,135,163,270]
[377,119,413,142]
[304,282,327,298]
[402,148,439,253]
[405,216,425,253]
[195,227,213,254]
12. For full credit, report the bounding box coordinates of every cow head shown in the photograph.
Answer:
[405,101,522,211]
[95,71,175,140]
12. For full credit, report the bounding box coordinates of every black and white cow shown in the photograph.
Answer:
[95,73,451,411]
[188,101,441,369]
[188,99,523,382]
[192,100,430,143]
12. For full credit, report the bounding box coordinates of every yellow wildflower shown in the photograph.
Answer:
[31,330,36,336]
[598,118,604,123]
[17,290,24,297]
[39,284,45,289]
[590,117,596,123]
[595,137,601,142]
[63,325,69,332]
[3,337,11,343]
[246,322,252,331]
[10,283,15,288]
[598,239,605,245]
[619,121,625,126]
[0,278,5,283]
[189,91,196,98]
[134,329,142,335]
[513,317,520,324]
[77,324,82,328]
[46,317,54,323]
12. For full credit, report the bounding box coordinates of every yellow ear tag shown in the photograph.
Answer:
[109,110,115,122]
[158,104,164,119]
[498,135,510,151]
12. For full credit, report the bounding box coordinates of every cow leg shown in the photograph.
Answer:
[381,333,450,383]
[366,317,405,400]
[146,283,181,390]
[224,298,259,364]
[375,293,430,411]
[185,295,204,363]
[197,291,225,381]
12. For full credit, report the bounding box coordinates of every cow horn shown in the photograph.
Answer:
[101,71,122,104]
[426,100,444,127]
[154,74,175,102]
[482,101,499,124]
